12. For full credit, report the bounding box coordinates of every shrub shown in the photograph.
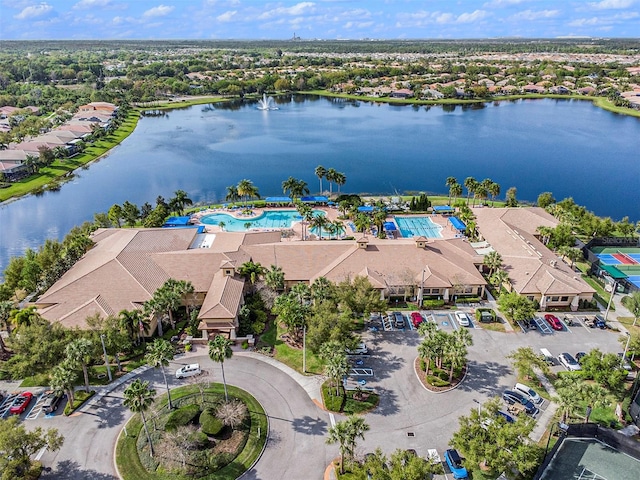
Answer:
[419,358,426,372]
[426,375,450,387]
[241,340,249,349]
[251,321,265,335]
[422,299,445,308]
[188,430,210,449]
[166,404,201,431]
[199,408,224,436]
[184,343,192,352]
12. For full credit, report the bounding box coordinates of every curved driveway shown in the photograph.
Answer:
[34,352,332,480]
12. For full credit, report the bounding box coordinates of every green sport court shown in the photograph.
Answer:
[592,246,640,290]
[540,438,640,480]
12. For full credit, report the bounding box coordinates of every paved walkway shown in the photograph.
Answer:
[530,367,559,443]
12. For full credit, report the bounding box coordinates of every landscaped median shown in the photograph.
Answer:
[116,384,268,480]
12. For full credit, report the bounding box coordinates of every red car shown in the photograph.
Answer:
[410,311,424,328]
[544,314,563,331]
[9,392,33,415]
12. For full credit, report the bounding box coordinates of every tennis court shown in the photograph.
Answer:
[540,438,640,480]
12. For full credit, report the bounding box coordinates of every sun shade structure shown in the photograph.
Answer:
[300,196,328,203]
[383,222,397,231]
[433,205,454,213]
[265,196,292,203]
[448,216,466,231]
[357,206,374,212]
[164,216,191,227]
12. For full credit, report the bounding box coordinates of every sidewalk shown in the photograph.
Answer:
[79,365,151,412]
[529,368,559,443]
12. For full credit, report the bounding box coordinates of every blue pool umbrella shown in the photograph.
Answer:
[357,206,374,213]
[384,222,397,231]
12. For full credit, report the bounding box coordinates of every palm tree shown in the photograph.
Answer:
[536,225,554,245]
[311,214,329,239]
[334,172,346,194]
[282,176,309,202]
[315,165,327,194]
[450,183,463,205]
[325,168,337,198]
[326,415,370,474]
[238,261,267,287]
[169,190,193,216]
[490,269,509,289]
[483,251,503,276]
[332,220,346,239]
[464,176,478,206]
[445,176,458,205]
[119,309,148,344]
[446,328,473,383]
[311,276,335,304]
[145,339,175,410]
[372,209,387,238]
[225,185,239,204]
[50,359,78,406]
[353,213,370,235]
[295,201,313,240]
[488,181,501,206]
[237,179,259,206]
[123,379,156,457]
[209,335,233,402]
[65,338,94,393]
[264,264,285,292]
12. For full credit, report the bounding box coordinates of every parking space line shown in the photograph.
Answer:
[448,313,459,330]
[25,392,46,420]
[577,316,592,333]
[329,413,336,428]
[561,320,573,334]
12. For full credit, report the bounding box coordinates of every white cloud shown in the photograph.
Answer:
[568,11,638,26]
[258,2,316,20]
[435,12,455,24]
[588,0,635,9]
[568,17,601,27]
[216,10,236,22]
[143,5,174,18]
[456,10,488,23]
[483,0,528,7]
[14,2,53,20]
[73,0,112,10]
[509,9,560,21]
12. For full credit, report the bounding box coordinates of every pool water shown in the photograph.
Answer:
[394,216,443,238]
[200,209,323,232]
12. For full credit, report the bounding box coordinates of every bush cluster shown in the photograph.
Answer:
[199,408,224,436]
[165,404,201,431]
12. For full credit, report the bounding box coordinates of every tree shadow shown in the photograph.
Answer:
[42,460,117,480]
[237,467,264,480]
[362,348,405,381]
[291,415,328,436]
[367,386,399,417]
[90,393,126,429]
[454,360,512,395]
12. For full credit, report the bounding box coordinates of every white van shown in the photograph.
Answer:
[175,363,201,379]
[514,383,543,405]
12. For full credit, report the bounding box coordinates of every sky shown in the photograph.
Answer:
[1,0,639,40]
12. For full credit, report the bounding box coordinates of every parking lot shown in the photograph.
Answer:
[344,309,625,460]
[0,388,60,421]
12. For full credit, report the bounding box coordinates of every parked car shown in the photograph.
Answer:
[593,314,608,329]
[513,382,543,405]
[558,353,581,371]
[42,392,63,414]
[393,312,405,329]
[175,363,202,379]
[454,311,470,327]
[410,311,424,328]
[502,390,538,415]
[618,353,633,371]
[346,343,368,355]
[444,449,468,479]
[544,314,563,331]
[575,351,586,363]
[496,410,516,423]
[540,348,555,366]
[9,392,33,415]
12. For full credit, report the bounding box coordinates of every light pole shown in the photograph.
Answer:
[419,268,425,309]
[604,280,617,321]
[302,324,306,374]
[622,332,632,369]
[100,334,112,382]
[472,398,481,414]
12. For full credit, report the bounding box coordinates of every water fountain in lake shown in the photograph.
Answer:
[257,93,278,110]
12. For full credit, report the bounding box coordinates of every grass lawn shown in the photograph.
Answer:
[475,320,506,332]
[616,317,640,336]
[581,275,613,310]
[321,380,379,414]
[273,324,324,374]
[116,384,267,480]
[64,390,95,415]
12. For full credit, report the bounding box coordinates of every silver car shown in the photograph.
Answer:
[558,353,581,371]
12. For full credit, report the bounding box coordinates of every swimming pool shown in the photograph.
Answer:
[200,209,324,232]
[393,216,443,238]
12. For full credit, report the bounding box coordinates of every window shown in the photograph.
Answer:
[561,296,569,302]
[551,296,559,302]
[431,288,439,294]
[423,288,430,294]
[527,296,535,301]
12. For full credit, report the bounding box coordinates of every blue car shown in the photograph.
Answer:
[445,449,468,479]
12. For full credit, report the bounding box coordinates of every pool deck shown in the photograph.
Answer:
[189,207,461,241]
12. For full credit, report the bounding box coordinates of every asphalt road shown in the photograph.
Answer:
[20,310,626,478]
[30,353,331,480]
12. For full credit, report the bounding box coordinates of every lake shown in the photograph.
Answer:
[1,95,639,274]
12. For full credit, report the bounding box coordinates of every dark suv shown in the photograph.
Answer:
[502,390,537,415]
[393,312,405,329]
[42,392,63,414]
